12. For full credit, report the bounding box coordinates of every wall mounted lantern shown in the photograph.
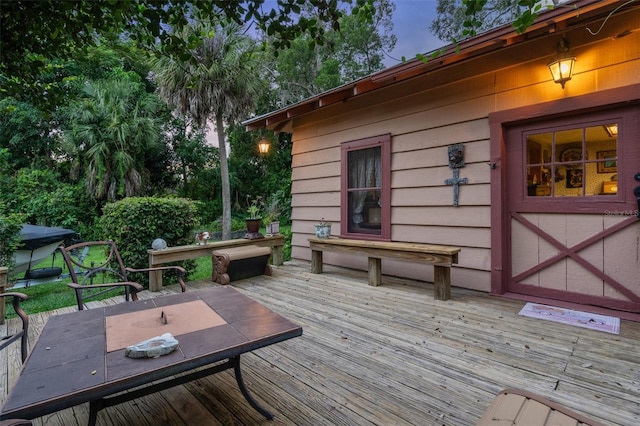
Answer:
[547,38,576,89]
[257,138,271,154]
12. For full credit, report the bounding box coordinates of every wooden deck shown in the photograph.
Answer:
[1,260,639,425]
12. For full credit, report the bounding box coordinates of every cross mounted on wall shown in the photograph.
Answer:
[444,144,468,207]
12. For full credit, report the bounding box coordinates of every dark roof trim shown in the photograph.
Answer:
[243,0,623,131]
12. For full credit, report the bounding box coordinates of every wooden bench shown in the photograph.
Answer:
[308,237,460,301]
[478,388,606,426]
[147,235,284,291]
[212,245,272,285]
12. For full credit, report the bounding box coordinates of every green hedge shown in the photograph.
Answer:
[98,197,199,286]
[0,212,24,270]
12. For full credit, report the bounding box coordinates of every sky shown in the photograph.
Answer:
[383,0,444,67]
[208,1,445,146]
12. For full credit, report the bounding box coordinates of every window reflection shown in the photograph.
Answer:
[525,123,617,197]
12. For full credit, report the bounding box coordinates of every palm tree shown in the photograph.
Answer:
[153,22,263,240]
[63,72,163,204]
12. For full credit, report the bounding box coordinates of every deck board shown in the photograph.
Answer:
[1,259,639,425]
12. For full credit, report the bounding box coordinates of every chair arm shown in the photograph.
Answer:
[0,292,29,362]
[0,292,29,322]
[0,292,28,302]
[0,419,32,426]
[126,266,187,293]
[67,282,145,294]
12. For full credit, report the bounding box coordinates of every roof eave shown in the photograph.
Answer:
[243,0,621,131]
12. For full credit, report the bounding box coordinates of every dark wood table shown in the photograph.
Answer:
[0,286,302,425]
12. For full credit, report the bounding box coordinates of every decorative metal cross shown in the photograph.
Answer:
[444,168,468,207]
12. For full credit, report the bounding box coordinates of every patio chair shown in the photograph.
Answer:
[0,292,29,363]
[477,388,606,426]
[58,240,186,311]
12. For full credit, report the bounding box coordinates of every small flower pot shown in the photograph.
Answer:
[315,224,331,239]
[244,218,264,240]
[266,221,280,236]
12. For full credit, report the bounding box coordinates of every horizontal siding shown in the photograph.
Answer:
[287,14,640,293]
[392,224,490,249]
[392,163,490,188]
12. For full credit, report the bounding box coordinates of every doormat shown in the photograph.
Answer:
[518,302,620,334]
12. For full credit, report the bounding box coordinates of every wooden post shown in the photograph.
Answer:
[271,245,284,266]
[310,250,323,274]
[368,258,382,286]
[433,265,451,301]
[0,267,7,325]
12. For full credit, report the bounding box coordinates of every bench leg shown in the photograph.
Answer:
[433,265,451,301]
[311,250,323,274]
[149,269,163,292]
[272,245,284,266]
[368,258,382,286]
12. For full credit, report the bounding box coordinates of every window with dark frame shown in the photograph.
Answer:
[341,134,391,241]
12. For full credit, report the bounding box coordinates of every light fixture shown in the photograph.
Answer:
[547,38,576,89]
[604,124,618,137]
[257,138,270,154]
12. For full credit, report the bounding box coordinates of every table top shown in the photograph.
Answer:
[1,286,302,420]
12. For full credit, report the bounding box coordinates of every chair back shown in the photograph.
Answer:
[59,240,129,283]
[58,240,135,309]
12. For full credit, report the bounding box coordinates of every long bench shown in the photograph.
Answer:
[308,237,461,301]
[148,235,284,291]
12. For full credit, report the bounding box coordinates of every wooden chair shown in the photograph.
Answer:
[58,240,186,311]
[477,388,606,426]
[0,292,29,363]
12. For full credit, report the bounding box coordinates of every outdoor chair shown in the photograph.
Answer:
[58,240,186,311]
[477,388,606,426]
[0,292,29,363]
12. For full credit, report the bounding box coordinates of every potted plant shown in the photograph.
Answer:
[315,218,331,238]
[264,196,280,236]
[244,198,264,240]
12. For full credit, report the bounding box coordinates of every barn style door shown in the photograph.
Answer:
[503,107,640,313]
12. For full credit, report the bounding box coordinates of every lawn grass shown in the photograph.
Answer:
[4,225,291,317]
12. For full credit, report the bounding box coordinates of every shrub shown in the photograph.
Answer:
[0,212,24,270]
[98,197,199,286]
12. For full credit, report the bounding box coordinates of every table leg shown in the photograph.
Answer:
[88,400,102,426]
[233,355,274,420]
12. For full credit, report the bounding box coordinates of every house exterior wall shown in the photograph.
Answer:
[287,9,640,292]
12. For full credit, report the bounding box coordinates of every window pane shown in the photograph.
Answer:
[588,124,618,196]
[347,189,381,233]
[526,133,552,196]
[347,146,382,235]
[348,146,381,189]
[525,122,618,198]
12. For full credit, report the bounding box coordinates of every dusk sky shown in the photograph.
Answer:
[383,0,445,67]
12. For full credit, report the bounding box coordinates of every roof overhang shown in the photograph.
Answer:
[243,0,632,132]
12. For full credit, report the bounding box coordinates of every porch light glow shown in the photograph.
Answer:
[604,124,618,137]
[257,138,271,154]
[547,38,575,89]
